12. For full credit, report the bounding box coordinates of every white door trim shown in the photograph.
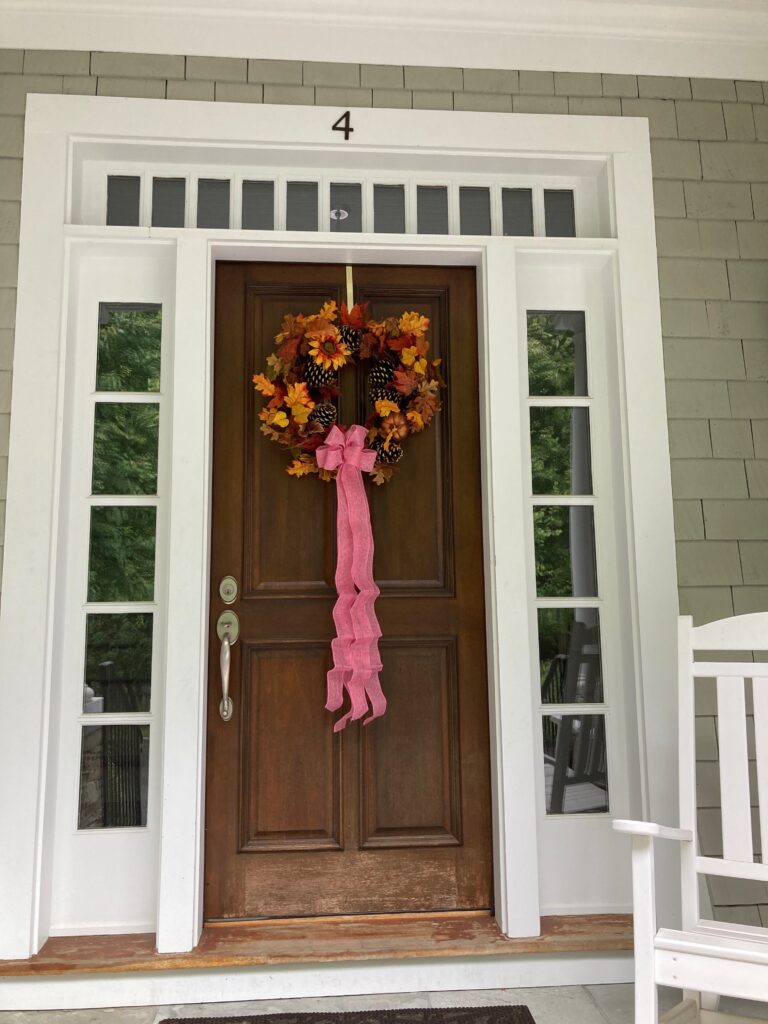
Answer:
[0,95,678,967]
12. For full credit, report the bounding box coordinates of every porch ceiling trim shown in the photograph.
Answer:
[1,0,767,81]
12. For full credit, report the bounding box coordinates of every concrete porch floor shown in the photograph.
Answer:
[0,986,766,1023]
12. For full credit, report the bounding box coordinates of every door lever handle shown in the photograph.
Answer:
[216,610,239,722]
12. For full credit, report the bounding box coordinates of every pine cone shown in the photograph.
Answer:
[371,437,404,464]
[340,324,362,355]
[368,358,395,387]
[308,403,337,429]
[304,360,337,389]
[370,386,407,409]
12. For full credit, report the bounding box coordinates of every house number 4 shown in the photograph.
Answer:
[332,111,354,141]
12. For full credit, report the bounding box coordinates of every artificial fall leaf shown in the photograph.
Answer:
[374,398,400,418]
[303,315,336,341]
[399,311,430,337]
[287,456,318,478]
[252,373,276,396]
[371,464,396,486]
[266,352,287,379]
[277,336,301,361]
[400,345,419,367]
[341,302,368,328]
[286,381,313,407]
[418,378,441,397]
[318,467,337,483]
[411,391,439,424]
[392,368,418,395]
[318,300,338,322]
[260,422,285,442]
[413,357,427,376]
[406,410,425,432]
[275,313,305,345]
[260,408,289,429]
[286,381,315,423]
[358,332,380,359]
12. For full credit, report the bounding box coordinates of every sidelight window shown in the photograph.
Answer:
[76,303,163,830]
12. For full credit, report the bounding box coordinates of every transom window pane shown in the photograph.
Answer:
[330,183,362,232]
[286,181,318,231]
[502,188,533,236]
[533,505,597,597]
[538,608,603,704]
[544,189,576,237]
[197,178,230,229]
[417,186,449,234]
[96,304,161,393]
[530,407,592,495]
[527,311,587,397]
[242,180,274,230]
[106,175,140,227]
[459,187,491,235]
[151,177,186,228]
[373,184,406,233]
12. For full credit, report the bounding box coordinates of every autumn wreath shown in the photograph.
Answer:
[252,301,444,485]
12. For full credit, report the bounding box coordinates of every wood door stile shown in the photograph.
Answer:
[205,263,493,920]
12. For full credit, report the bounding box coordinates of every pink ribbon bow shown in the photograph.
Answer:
[316,424,387,732]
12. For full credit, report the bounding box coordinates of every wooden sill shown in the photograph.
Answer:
[0,913,632,976]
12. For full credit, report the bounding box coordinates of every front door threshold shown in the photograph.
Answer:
[0,913,632,977]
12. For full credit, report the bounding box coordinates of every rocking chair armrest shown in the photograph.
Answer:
[613,819,693,843]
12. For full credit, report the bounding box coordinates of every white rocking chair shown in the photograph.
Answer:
[614,612,768,1024]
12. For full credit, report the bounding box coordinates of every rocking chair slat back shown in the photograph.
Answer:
[684,613,768,926]
[716,675,753,863]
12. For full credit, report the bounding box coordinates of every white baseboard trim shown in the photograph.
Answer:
[0,953,634,1011]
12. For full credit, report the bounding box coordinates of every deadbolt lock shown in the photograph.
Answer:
[219,575,238,604]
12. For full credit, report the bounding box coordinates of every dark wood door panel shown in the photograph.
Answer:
[239,644,341,853]
[205,262,492,921]
[361,637,461,848]
[244,283,343,598]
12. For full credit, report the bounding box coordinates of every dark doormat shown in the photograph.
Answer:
[165,1008,536,1024]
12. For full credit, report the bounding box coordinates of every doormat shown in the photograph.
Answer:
[165,1007,537,1024]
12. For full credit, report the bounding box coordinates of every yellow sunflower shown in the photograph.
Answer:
[308,331,350,371]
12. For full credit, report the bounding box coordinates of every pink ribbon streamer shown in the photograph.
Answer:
[316,425,387,732]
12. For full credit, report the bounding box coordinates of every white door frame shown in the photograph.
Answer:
[0,96,678,967]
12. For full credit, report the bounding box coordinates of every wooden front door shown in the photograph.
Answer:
[205,262,492,919]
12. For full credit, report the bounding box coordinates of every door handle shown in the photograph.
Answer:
[216,610,239,722]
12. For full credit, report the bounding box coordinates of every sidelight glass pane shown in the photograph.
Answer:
[459,187,491,235]
[502,188,533,236]
[373,184,406,233]
[286,181,318,231]
[87,506,157,602]
[538,608,603,704]
[544,189,576,237]
[527,311,587,397]
[96,304,162,393]
[83,613,153,713]
[78,724,150,828]
[151,177,186,228]
[92,403,159,495]
[530,407,592,495]
[242,180,274,230]
[196,178,230,228]
[417,186,449,234]
[542,714,608,814]
[106,175,140,226]
[533,505,597,597]
[330,182,362,232]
